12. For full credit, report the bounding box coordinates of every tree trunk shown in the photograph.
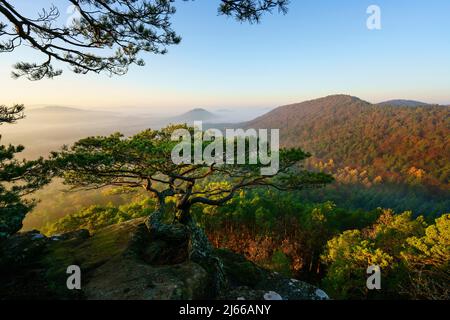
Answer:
[145,203,189,243]
[146,205,228,296]
[185,216,228,295]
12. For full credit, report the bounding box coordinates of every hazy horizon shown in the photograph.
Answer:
[1,1,449,110]
[21,94,449,116]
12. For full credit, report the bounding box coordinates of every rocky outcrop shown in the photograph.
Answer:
[0,229,88,299]
[0,230,48,271]
[85,258,210,299]
[0,205,29,241]
[215,249,329,300]
[0,217,328,300]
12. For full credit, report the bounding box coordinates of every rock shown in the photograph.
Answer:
[254,272,329,300]
[53,229,90,242]
[145,215,190,243]
[142,239,188,265]
[0,230,49,271]
[314,289,329,299]
[0,204,30,240]
[41,218,212,300]
[0,218,328,300]
[0,230,57,299]
[215,248,264,287]
[217,249,329,300]
[84,258,209,300]
[224,287,272,300]
[31,233,45,240]
[75,219,209,299]
[221,278,329,301]
[263,291,283,300]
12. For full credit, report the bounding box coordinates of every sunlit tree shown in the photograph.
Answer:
[50,124,332,291]
[0,105,49,239]
[401,214,450,299]
[0,0,290,239]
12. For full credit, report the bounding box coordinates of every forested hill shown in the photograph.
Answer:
[244,95,450,190]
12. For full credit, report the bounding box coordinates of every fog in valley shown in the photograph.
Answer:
[1,105,269,160]
[0,105,269,230]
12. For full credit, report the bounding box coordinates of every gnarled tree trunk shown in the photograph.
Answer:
[145,204,228,296]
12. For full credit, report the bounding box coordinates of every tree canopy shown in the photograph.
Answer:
[0,104,24,123]
[50,124,333,224]
[48,124,331,293]
[0,0,289,80]
[322,211,449,299]
[0,105,50,239]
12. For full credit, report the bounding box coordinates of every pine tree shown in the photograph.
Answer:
[0,105,49,239]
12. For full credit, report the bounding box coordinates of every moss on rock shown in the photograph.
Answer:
[1,217,328,300]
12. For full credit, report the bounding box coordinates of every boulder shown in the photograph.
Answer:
[50,229,90,242]
[216,249,329,300]
[41,218,212,300]
[215,248,264,287]
[0,217,329,300]
[0,204,30,240]
[0,230,49,271]
[84,258,209,300]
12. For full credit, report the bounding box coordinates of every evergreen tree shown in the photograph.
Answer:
[0,105,49,239]
[0,0,289,80]
[49,124,332,292]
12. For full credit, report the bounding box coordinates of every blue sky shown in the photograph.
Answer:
[0,0,449,112]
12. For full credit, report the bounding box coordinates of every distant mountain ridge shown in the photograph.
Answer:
[376,99,430,107]
[245,95,370,127]
[244,94,449,189]
[169,108,216,123]
[29,106,91,113]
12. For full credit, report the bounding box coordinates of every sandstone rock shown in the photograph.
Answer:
[217,249,329,300]
[84,258,209,300]
[0,205,29,240]
[215,248,264,287]
[1,217,329,300]
[254,272,329,300]
[42,218,212,300]
[51,229,90,242]
[0,230,49,271]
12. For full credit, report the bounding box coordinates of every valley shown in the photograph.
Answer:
[13,94,449,231]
